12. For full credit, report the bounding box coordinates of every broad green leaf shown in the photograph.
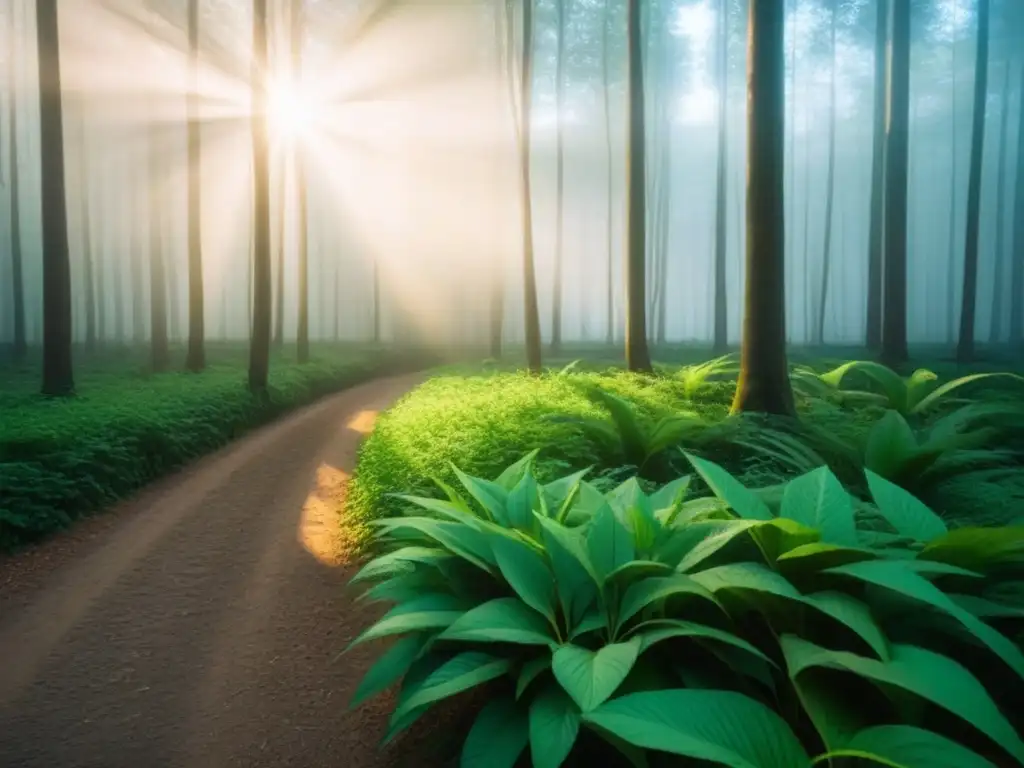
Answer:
[495,450,541,490]
[389,494,482,524]
[751,517,821,563]
[569,610,607,640]
[683,452,773,520]
[490,533,557,621]
[605,559,675,585]
[541,468,592,516]
[395,651,512,721]
[631,619,774,665]
[616,574,721,633]
[349,634,429,709]
[583,689,811,768]
[650,475,692,517]
[815,725,999,768]
[911,371,1024,414]
[676,519,764,573]
[780,467,858,546]
[529,685,580,768]
[775,542,879,572]
[372,517,496,572]
[781,635,1024,764]
[606,477,650,517]
[439,598,555,645]
[691,562,804,602]
[517,656,551,699]
[865,471,947,542]
[350,546,454,584]
[349,594,467,648]
[553,636,642,711]
[864,411,919,479]
[826,559,1024,680]
[432,476,475,514]
[358,570,441,604]
[820,360,908,410]
[918,526,1024,572]
[505,469,540,531]
[587,503,637,580]
[452,465,510,525]
[950,593,1024,619]
[535,514,600,627]
[628,504,660,554]
[803,591,889,660]
[461,697,529,768]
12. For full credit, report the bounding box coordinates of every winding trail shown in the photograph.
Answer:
[0,373,469,768]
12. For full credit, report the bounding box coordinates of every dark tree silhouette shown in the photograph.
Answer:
[602,0,614,346]
[248,0,272,391]
[37,0,75,396]
[712,0,729,353]
[551,0,567,354]
[150,107,169,372]
[293,0,309,364]
[519,0,543,373]
[77,108,96,352]
[865,0,887,350]
[731,0,794,416]
[1009,63,1024,351]
[814,0,838,345]
[185,0,205,372]
[989,60,1013,343]
[7,7,26,361]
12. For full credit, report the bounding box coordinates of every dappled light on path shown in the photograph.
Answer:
[346,409,380,435]
[297,462,352,568]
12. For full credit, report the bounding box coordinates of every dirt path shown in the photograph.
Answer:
[0,373,469,768]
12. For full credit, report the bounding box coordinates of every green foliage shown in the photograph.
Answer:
[349,454,1024,768]
[0,346,426,550]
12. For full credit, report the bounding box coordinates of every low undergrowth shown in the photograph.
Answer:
[0,345,431,551]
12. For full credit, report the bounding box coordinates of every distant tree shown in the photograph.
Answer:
[130,159,145,344]
[880,0,910,366]
[865,0,887,350]
[274,173,285,347]
[602,0,614,347]
[185,0,205,372]
[36,0,74,395]
[551,0,567,354]
[989,60,1013,343]
[731,0,794,416]
[955,0,990,362]
[624,0,651,373]
[945,0,960,345]
[519,0,543,373]
[77,107,96,352]
[248,0,272,391]
[7,5,26,361]
[814,0,838,345]
[1009,63,1024,352]
[293,0,309,364]
[712,0,729,353]
[150,106,169,372]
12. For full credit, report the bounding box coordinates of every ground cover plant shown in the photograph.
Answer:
[347,453,1024,767]
[0,343,432,550]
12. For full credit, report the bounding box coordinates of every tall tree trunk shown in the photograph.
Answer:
[334,261,340,341]
[293,0,309,363]
[731,0,794,415]
[551,0,567,354]
[273,168,285,346]
[520,0,542,373]
[130,163,145,344]
[112,172,125,343]
[865,0,887,349]
[248,0,272,391]
[78,109,96,352]
[150,108,170,372]
[955,0,990,362]
[602,0,614,346]
[713,0,729,351]
[785,0,797,340]
[7,6,26,361]
[185,0,205,371]
[1008,63,1024,350]
[815,0,838,345]
[880,0,911,365]
[37,0,75,395]
[946,0,959,345]
[371,258,380,342]
[488,1,506,359]
[989,60,1012,344]
[624,0,652,372]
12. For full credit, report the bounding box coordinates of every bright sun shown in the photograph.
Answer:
[266,77,317,141]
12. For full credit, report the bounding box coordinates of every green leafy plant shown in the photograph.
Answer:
[677,353,740,399]
[347,453,1024,767]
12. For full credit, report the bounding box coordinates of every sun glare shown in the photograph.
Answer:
[266,77,318,141]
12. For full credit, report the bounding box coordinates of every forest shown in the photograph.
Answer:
[1,0,1024,766]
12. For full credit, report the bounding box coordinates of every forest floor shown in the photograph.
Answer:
[0,372,471,768]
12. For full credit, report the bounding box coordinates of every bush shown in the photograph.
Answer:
[348,453,1024,767]
[0,348,429,550]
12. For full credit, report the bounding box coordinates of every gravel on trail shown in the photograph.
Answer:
[0,373,471,768]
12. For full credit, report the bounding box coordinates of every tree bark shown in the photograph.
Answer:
[149,106,170,372]
[955,0,990,362]
[713,0,729,352]
[1009,62,1024,351]
[273,168,285,346]
[551,0,567,353]
[7,6,26,361]
[946,0,959,345]
[248,0,272,391]
[78,108,96,353]
[520,0,543,373]
[989,60,1012,344]
[865,0,887,350]
[37,0,75,395]
[186,0,205,371]
[815,0,838,345]
[602,0,614,346]
[880,0,910,365]
[293,0,309,363]
[731,0,794,415]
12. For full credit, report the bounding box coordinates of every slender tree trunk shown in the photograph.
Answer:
[946,0,959,344]
[551,0,567,353]
[7,6,26,361]
[292,0,309,363]
[731,0,794,415]
[248,0,272,391]
[955,0,990,361]
[78,109,96,353]
[520,0,542,373]
[865,0,887,349]
[785,0,797,340]
[880,0,911,365]
[815,0,838,345]
[989,60,1012,344]
[1008,63,1024,350]
[488,1,506,359]
[130,164,145,344]
[150,107,169,372]
[273,166,285,346]
[185,0,205,371]
[37,0,75,395]
[334,261,340,341]
[371,258,380,342]
[713,0,729,351]
[112,169,125,343]
[624,0,652,372]
[603,0,614,346]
